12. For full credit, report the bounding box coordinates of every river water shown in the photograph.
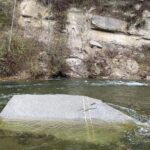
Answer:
[0,79,150,149]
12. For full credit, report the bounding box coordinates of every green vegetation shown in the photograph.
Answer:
[0,0,71,79]
[0,0,12,29]
[0,32,69,79]
[0,34,42,77]
[0,33,70,79]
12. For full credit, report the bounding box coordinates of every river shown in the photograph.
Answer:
[0,79,150,150]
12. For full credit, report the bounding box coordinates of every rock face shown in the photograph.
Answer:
[18,0,55,44]
[111,56,139,79]
[66,58,88,78]
[16,0,150,80]
[129,10,150,40]
[65,8,150,79]
[0,95,135,123]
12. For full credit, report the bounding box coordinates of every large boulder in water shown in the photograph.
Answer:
[0,95,136,124]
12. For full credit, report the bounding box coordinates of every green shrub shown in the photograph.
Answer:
[0,34,42,77]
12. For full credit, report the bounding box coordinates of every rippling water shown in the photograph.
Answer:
[0,79,150,150]
[0,79,150,114]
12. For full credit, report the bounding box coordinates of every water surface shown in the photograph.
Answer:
[0,79,150,150]
[0,79,150,114]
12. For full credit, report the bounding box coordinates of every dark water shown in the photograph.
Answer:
[0,79,150,150]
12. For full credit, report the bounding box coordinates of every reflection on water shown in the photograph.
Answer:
[0,79,150,150]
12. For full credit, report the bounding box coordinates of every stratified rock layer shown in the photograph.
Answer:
[2,0,149,80]
[91,15,128,33]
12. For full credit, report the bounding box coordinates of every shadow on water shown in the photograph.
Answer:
[0,79,150,150]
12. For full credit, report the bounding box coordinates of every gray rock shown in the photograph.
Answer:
[126,59,139,74]
[146,76,150,80]
[111,56,139,79]
[110,68,127,79]
[129,10,150,40]
[91,15,127,33]
[66,58,88,78]
[134,4,142,11]
[0,95,135,124]
[20,0,49,19]
[19,0,55,44]
[89,40,103,48]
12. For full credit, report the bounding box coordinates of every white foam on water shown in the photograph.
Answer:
[108,103,150,124]
[88,81,148,86]
[1,83,46,89]
[84,80,88,83]
[0,95,11,99]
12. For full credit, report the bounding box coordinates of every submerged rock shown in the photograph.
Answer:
[0,95,135,124]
